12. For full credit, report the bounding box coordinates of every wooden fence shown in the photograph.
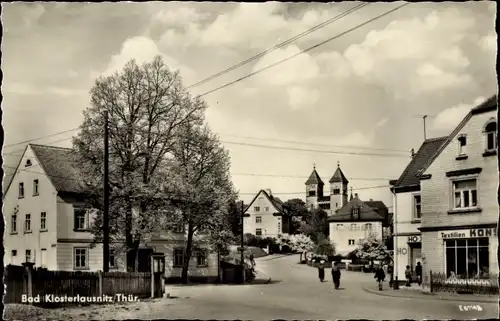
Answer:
[429,271,499,295]
[4,264,162,307]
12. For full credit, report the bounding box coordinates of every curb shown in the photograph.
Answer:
[363,287,498,303]
[256,254,294,262]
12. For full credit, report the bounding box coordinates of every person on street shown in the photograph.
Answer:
[249,253,255,268]
[415,262,422,286]
[387,262,394,287]
[405,265,412,287]
[331,262,341,290]
[374,265,386,291]
[318,260,325,282]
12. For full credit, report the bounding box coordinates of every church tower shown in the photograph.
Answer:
[305,164,324,211]
[329,162,349,212]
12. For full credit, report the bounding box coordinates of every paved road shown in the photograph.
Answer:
[58,254,498,320]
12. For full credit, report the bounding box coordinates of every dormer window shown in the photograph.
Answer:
[25,159,32,167]
[352,208,359,215]
[485,121,497,152]
[457,134,467,155]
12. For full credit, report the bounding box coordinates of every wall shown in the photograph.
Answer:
[329,221,382,256]
[306,184,319,211]
[243,192,280,237]
[3,146,58,270]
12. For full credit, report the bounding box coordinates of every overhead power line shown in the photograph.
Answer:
[231,173,394,181]
[186,2,369,89]
[238,184,391,195]
[196,2,410,98]
[4,128,79,149]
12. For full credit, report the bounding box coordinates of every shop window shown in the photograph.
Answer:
[445,239,489,279]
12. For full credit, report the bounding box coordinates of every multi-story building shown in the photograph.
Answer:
[328,193,390,256]
[305,163,349,215]
[243,189,292,238]
[418,95,498,280]
[4,144,218,282]
[390,136,447,280]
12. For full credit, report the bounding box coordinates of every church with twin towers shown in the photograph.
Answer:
[305,162,350,216]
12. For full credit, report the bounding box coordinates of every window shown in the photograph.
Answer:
[25,250,32,263]
[457,134,467,154]
[445,239,489,279]
[25,159,32,167]
[24,214,31,232]
[12,250,17,257]
[264,207,269,212]
[350,223,357,230]
[277,221,281,233]
[74,248,88,269]
[308,190,316,197]
[197,251,208,267]
[453,179,478,209]
[33,179,39,196]
[173,248,184,267]
[255,216,262,224]
[352,208,359,215]
[333,188,340,195]
[365,223,373,230]
[74,208,88,231]
[255,228,262,236]
[173,224,185,233]
[109,249,116,268]
[254,206,260,212]
[348,239,356,246]
[319,203,331,210]
[40,212,47,230]
[336,224,344,231]
[19,183,24,198]
[413,195,421,220]
[11,214,17,233]
[485,121,497,151]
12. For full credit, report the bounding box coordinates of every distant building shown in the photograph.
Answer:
[418,95,498,280]
[243,189,292,238]
[305,163,349,215]
[327,193,391,257]
[3,144,218,282]
[390,136,447,280]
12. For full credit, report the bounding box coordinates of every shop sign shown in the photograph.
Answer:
[444,279,492,286]
[397,248,407,255]
[407,235,421,243]
[438,228,497,239]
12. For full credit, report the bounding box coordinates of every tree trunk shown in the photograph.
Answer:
[181,224,195,284]
[125,200,135,271]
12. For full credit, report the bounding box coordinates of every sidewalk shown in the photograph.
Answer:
[363,282,498,303]
[255,253,294,262]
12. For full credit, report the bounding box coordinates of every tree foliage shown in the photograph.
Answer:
[315,233,335,256]
[299,208,329,244]
[354,232,392,263]
[284,199,309,234]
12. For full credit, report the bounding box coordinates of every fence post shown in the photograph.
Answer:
[429,271,433,293]
[98,271,103,297]
[151,256,155,298]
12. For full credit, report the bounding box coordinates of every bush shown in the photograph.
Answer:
[300,260,307,264]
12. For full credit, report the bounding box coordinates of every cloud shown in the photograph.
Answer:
[287,86,320,110]
[92,36,196,82]
[413,63,473,92]
[376,117,389,128]
[432,96,486,130]
[3,82,87,97]
[479,34,497,52]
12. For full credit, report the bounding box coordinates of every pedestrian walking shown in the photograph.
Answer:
[318,260,325,282]
[331,262,341,290]
[249,253,255,268]
[374,265,386,291]
[415,262,422,286]
[405,265,412,287]
[387,262,394,287]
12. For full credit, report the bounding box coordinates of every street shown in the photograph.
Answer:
[44,254,498,320]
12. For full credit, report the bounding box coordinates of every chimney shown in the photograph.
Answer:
[410,148,415,158]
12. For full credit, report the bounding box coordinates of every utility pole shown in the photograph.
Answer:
[240,201,245,284]
[103,110,110,272]
[423,115,427,140]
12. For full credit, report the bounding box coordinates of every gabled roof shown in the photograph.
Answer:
[329,166,348,184]
[244,189,290,216]
[327,197,385,222]
[30,144,88,194]
[419,95,497,176]
[392,137,447,190]
[305,168,324,185]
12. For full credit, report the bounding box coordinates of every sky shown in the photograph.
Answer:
[2,1,497,209]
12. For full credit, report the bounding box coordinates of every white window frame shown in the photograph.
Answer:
[457,134,467,155]
[255,216,262,224]
[25,249,32,263]
[255,228,262,236]
[33,179,39,196]
[74,207,88,231]
[451,177,479,210]
[412,193,422,220]
[24,214,31,232]
[484,121,497,152]
[348,239,355,246]
[196,251,208,267]
[19,182,24,198]
[365,223,373,230]
[444,239,489,278]
[11,214,17,233]
[74,247,88,269]
[40,212,47,231]
[173,248,184,267]
[254,206,260,212]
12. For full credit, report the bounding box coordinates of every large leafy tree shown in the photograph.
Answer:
[315,233,335,256]
[354,232,392,264]
[284,198,309,234]
[300,208,329,243]
[164,123,236,283]
[72,55,206,271]
[290,234,315,262]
